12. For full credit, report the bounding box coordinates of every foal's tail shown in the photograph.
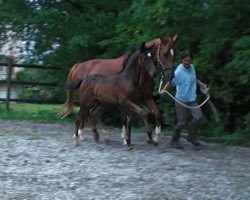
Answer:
[57,78,84,119]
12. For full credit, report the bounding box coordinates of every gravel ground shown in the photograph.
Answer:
[0,120,249,200]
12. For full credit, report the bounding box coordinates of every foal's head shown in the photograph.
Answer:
[137,43,156,78]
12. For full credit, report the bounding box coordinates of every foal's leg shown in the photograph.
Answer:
[87,114,99,142]
[124,100,154,144]
[78,112,96,141]
[125,112,132,146]
[78,104,102,141]
[73,111,82,146]
[89,106,110,142]
[73,108,88,146]
[121,108,131,145]
[144,98,162,143]
[78,120,85,141]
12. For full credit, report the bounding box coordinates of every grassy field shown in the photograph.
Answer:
[0,102,77,123]
[0,103,249,146]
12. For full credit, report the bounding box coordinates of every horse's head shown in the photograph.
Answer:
[147,35,178,82]
[138,43,156,78]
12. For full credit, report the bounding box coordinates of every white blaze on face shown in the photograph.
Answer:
[170,49,174,56]
[147,52,152,57]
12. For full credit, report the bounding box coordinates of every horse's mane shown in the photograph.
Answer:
[118,46,141,74]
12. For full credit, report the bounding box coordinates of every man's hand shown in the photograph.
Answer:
[200,84,209,94]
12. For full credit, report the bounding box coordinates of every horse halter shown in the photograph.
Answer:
[157,43,174,67]
[156,43,174,79]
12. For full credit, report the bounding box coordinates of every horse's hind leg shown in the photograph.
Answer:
[73,111,81,146]
[87,115,99,142]
[73,108,88,146]
[78,120,85,141]
[89,105,110,142]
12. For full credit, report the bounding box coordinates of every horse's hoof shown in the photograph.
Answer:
[153,136,160,143]
[104,139,110,145]
[104,136,110,142]
[79,136,85,141]
[74,141,80,147]
[122,140,128,146]
[153,141,159,146]
[125,145,134,151]
[147,138,153,144]
[93,134,99,142]
[147,138,158,146]
[147,139,151,144]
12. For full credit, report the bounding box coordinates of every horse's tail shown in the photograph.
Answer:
[57,77,84,119]
[57,89,75,119]
[57,78,84,118]
[65,78,84,90]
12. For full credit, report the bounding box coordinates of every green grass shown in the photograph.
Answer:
[0,102,77,123]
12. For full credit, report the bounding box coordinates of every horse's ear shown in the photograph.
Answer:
[160,35,169,45]
[173,34,178,42]
[140,42,146,51]
[149,43,155,51]
[159,35,165,41]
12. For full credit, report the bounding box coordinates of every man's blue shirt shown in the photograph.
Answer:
[171,63,197,102]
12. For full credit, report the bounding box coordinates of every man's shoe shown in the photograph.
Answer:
[170,142,183,149]
[187,138,201,146]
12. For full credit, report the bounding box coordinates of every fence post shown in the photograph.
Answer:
[6,56,12,111]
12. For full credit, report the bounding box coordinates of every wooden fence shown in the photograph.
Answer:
[0,59,63,111]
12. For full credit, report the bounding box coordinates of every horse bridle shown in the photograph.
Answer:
[156,43,174,78]
[156,44,174,69]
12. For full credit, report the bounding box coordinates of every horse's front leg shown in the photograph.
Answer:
[143,98,162,144]
[125,101,155,145]
[121,108,131,145]
[125,113,132,146]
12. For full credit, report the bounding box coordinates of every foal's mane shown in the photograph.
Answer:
[118,46,141,74]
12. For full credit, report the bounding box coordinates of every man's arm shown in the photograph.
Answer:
[196,79,206,87]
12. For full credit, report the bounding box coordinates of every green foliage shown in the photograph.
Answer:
[223,112,250,146]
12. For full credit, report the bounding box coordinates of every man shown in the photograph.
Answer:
[170,50,207,149]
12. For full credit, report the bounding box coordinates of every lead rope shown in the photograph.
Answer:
[158,79,210,109]
[158,79,220,122]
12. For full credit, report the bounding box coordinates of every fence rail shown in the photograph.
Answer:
[0,58,63,111]
[0,62,61,70]
[0,80,59,87]
[0,98,63,104]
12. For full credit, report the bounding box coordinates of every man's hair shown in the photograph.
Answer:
[181,50,192,59]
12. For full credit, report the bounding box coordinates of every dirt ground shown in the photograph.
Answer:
[0,120,249,200]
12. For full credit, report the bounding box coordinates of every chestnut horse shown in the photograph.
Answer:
[58,35,178,144]
[69,43,156,146]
